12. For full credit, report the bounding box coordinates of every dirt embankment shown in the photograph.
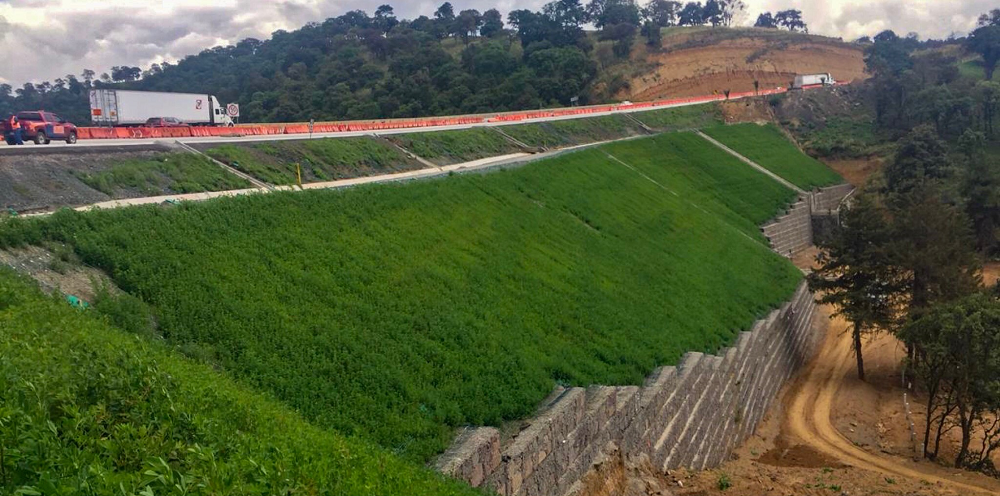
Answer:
[622,30,866,102]
[0,146,176,213]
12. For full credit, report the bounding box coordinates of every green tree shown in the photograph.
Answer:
[678,2,704,26]
[809,192,904,380]
[754,12,776,28]
[967,25,1000,80]
[959,130,1000,255]
[480,9,505,37]
[901,294,1000,468]
[644,0,681,27]
[642,21,663,46]
[891,185,981,315]
[702,0,723,26]
[586,0,641,28]
[775,9,806,32]
[976,81,1000,136]
[881,125,952,194]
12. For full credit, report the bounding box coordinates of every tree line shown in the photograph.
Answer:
[809,10,1000,475]
[1,0,765,125]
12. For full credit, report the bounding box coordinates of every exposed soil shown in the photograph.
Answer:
[824,157,883,187]
[581,252,1000,496]
[672,304,1000,496]
[623,35,865,102]
[717,98,774,124]
[0,245,114,304]
[0,146,183,213]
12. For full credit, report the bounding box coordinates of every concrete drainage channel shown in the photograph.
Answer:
[434,184,855,496]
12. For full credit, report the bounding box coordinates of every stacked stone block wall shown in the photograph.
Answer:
[435,283,819,496]
[761,200,813,257]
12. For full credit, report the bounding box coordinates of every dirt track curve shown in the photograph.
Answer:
[785,315,1000,495]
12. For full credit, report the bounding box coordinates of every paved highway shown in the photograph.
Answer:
[0,99,714,152]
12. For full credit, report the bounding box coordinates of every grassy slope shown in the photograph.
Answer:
[74,153,252,197]
[386,129,521,165]
[204,137,423,186]
[0,269,479,496]
[0,135,802,463]
[501,115,647,148]
[632,104,724,132]
[703,123,844,189]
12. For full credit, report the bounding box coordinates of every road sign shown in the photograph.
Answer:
[226,103,240,117]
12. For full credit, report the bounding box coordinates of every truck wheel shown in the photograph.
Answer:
[65,132,77,144]
[34,131,48,145]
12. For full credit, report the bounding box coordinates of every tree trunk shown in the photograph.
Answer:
[853,323,865,381]
[922,385,938,458]
[957,406,973,467]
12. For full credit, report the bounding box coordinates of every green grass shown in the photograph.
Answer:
[960,57,986,81]
[387,129,521,165]
[632,105,724,132]
[703,123,844,189]
[501,114,647,148]
[0,268,479,496]
[205,137,423,186]
[75,153,252,197]
[0,135,802,463]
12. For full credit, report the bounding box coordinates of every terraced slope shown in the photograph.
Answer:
[703,123,844,189]
[203,137,425,185]
[0,269,478,496]
[0,134,802,464]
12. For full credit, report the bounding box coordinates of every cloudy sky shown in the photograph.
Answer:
[0,0,992,86]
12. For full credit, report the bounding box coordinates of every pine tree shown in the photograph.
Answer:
[809,191,904,380]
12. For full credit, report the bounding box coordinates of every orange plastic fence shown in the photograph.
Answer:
[77,86,801,140]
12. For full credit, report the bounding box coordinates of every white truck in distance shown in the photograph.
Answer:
[89,89,236,126]
[792,73,836,89]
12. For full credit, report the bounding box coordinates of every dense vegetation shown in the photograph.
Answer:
[0,268,480,496]
[74,152,252,196]
[0,134,801,462]
[0,1,752,124]
[204,137,424,185]
[703,123,844,189]
[502,114,646,148]
[386,129,521,165]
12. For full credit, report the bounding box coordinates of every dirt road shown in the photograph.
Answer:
[783,311,1000,495]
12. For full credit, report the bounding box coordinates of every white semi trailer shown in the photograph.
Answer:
[792,73,836,89]
[89,89,236,126]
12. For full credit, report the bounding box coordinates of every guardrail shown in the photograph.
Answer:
[74,86,795,140]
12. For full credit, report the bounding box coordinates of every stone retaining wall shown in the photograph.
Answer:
[762,184,854,257]
[435,283,820,496]
[810,184,854,213]
[761,199,813,257]
[435,180,854,495]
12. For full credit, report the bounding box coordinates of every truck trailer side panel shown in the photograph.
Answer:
[90,90,221,126]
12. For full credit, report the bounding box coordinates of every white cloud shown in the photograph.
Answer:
[0,0,994,85]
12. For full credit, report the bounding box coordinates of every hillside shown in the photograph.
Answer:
[0,267,479,496]
[613,27,866,102]
[1,9,866,126]
[0,133,803,464]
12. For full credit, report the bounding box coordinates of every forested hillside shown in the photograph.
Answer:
[1,0,813,124]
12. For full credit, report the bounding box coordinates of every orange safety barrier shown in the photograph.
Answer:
[76,84,806,140]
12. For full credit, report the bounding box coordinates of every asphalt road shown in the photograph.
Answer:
[0,100,711,152]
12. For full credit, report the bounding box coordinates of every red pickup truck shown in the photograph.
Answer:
[3,111,78,145]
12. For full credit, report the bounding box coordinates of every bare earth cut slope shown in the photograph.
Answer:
[621,28,866,102]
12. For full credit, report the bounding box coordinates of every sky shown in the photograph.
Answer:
[0,0,993,86]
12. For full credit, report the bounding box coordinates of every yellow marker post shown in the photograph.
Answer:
[296,163,302,188]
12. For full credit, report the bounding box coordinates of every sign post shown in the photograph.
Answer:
[309,118,315,139]
[226,103,240,124]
